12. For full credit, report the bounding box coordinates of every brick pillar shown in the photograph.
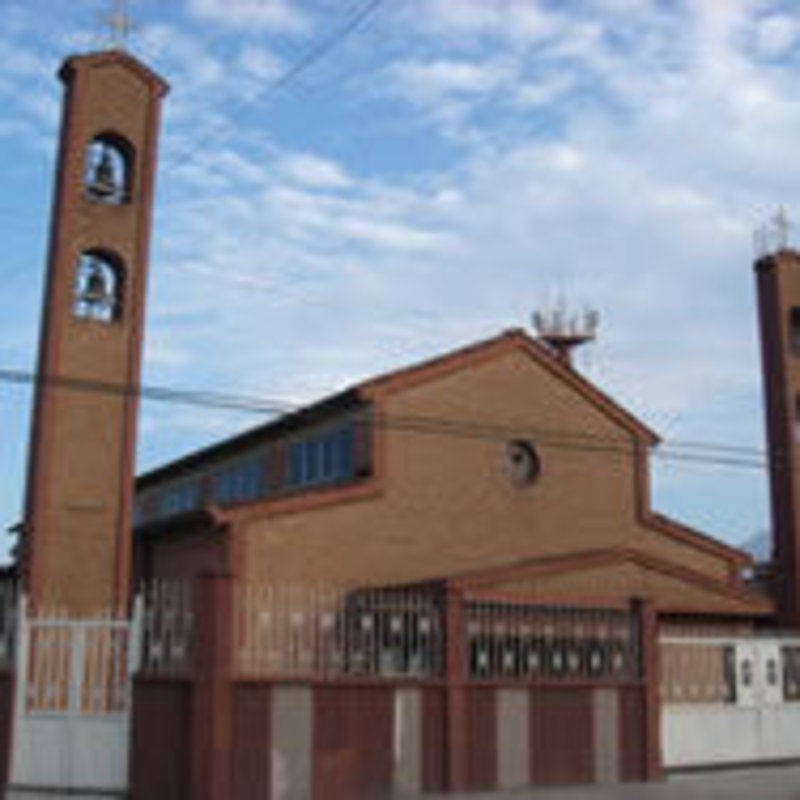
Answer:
[191,573,233,800]
[632,597,662,781]
[444,585,469,791]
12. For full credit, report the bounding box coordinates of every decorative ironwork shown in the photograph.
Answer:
[464,601,638,682]
[660,640,736,704]
[234,583,444,679]
[23,609,134,715]
[660,636,800,706]
[782,645,800,701]
[140,580,193,676]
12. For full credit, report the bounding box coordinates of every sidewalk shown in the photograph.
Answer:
[425,764,800,799]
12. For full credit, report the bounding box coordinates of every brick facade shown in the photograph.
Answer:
[24,52,167,614]
[139,331,767,622]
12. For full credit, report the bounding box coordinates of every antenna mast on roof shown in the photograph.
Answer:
[754,206,794,259]
[532,298,599,367]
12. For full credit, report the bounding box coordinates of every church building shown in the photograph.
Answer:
[134,326,770,628]
[9,29,800,800]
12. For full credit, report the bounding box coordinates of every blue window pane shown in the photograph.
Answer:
[235,464,248,499]
[322,436,335,479]
[185,483,199,509]
[221,474,229,503]
[281,426,357,492]
[159,481,199,515]
[242,460,264,499]
[337,425,353,478]
[213,459,265,504]
[214,471,230,503]
[290,442,304,486]
[305,440,320,484]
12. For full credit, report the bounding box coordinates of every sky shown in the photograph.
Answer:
[2,0,799,560]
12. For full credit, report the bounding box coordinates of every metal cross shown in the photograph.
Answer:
[772,205,792,250]
[104,0,134,50]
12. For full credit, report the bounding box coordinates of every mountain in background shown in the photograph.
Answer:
[739,531,771,563]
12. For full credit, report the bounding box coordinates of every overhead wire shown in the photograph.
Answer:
[159,0,386,174]
[0,0,386,246]
[0,366,773,471]
[0,2,773,475]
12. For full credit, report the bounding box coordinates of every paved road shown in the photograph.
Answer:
[426,765,800,799]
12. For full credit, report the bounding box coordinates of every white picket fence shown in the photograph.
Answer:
[7,597,141,799]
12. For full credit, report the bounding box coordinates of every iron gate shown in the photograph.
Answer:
[7,598,141,798]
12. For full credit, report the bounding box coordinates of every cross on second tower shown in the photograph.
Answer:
[104,0,135,50]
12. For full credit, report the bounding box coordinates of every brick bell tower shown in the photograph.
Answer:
[756,246,800,628]
[23,50,168,615]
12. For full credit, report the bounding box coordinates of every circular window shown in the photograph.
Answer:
[505,439,541,487]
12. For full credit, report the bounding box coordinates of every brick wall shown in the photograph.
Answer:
[130,678,647,800]
[26,52,167,614]
[236,348,736,602]
[130,678,192,800]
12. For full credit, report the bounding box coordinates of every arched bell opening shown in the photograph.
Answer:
[72,250,125,323]
[84,133,134,204]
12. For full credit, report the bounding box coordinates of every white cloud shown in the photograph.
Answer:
[0,40,50,80]
[139,24,224,88]
[187,0,309,33]
[514,73,576,107]
[143,337,191,370]
[279,153,354,190]
[237,44,282,81]
[754,13,800,59]
[334,215,454,252]
[389,58,513,104]
[405,0,559,44]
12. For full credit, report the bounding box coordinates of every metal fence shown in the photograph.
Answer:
[139,580,193,676]
[464,600,639,682]
[660,636,800,706]
[137,578,644,684]
[234,583,445,679]
[23,609,134,715]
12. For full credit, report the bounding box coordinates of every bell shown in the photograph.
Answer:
[87,149,118,199]
[81,267,110,306]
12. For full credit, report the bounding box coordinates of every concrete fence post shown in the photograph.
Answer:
[190,573,234,800]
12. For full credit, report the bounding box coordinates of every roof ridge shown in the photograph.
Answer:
[355,327,658,444]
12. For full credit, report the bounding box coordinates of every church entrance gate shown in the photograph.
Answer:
[6,598,141,799]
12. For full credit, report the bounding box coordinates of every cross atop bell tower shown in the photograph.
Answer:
[23,50,168,614]
[103,0,135,50]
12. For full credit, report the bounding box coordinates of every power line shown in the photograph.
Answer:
[0,366,773,471]
[160,0,385,175]
[0,368,293,416]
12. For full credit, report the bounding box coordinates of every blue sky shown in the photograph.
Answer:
[3,0,800,559]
